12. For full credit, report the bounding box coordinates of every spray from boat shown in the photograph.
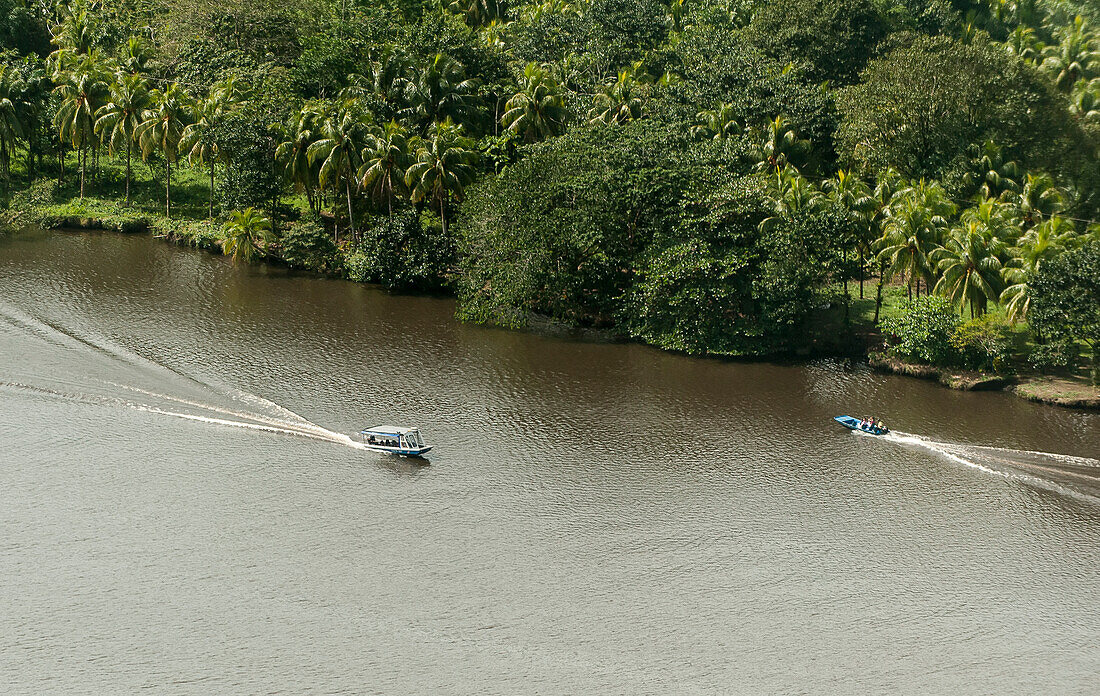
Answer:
[0,302,377,452]
[887,430,1099,502]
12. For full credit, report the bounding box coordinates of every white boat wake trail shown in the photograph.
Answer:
[0,302,370,451]
[882,430,1100,503]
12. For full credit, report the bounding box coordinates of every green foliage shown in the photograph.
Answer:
[0,0,50,58]
[217,102,285,212]
[279,213,339,273]
[746,0,890,84]
[1029,240,1100,380]
[346,209,451,290]
[222,206,272,264]
[625,176,771,354]
[951,314,1011,371]
[289,35,359,100]
[0,0,1096,367]
[837,35,1082,182]
[880,296,961,365]
[586,0,670,73]
[457,122,698,327]
[1028,339,1080,372]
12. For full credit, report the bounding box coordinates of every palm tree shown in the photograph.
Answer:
[355,47,409,105]
[222,207,272,264]
[118,37,151,75]
[1001,172,1063,230]
[931,223,1006,318]
[750,115,812,173]
[1005,25,1041,65]
[501,63,568,142]
[761,166,825,226]
[877,182,955,299]
[1000,215,1078,323]
[276,103,326,214]
[825,169,876,297]
[136,83,191,217]
[47,1,96,75]
[405,119,478,238]
[1070,78,1100,125]
[308,109,368,240]
[94,72,149,205]
[588,68,643,125]
[1041,15,1098,91]
[448,0,506,26]
[869,168,905,320]
[963,197,1020,244]
[690,102,740,140]
[358,120,413,218]
[53,67,105,199]
[0,65,24,191]
[400,54,478,130]
[180,84,241,219]
[972,140,1022,200]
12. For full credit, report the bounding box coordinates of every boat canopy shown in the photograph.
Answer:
[360,425,418,436]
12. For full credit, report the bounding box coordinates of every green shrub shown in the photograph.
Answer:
[13,179,58,208]
[950,315,1010,372]
[280,214,339,273]
[1028,340,1080,373]
[880,296,960,365]
[347,210,450,291]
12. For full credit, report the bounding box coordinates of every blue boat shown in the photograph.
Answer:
[834,415,890,436]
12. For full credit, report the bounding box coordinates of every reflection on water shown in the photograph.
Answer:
[1,229,1098,694]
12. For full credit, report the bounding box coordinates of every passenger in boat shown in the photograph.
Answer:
[368,435,377,445]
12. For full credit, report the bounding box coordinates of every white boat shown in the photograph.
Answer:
[356,425,432,457]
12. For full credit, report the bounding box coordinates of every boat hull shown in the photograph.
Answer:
[834,415,889,436]
[361,444,433,458]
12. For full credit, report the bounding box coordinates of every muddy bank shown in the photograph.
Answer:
[869,352,1099,411]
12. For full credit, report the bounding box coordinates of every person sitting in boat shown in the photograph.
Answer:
[368,435,377,445]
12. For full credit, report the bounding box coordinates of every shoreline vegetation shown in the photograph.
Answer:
[7,209,1100,410]
[0,0,1098,410]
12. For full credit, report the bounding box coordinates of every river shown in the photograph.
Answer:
[1,228,1098,694]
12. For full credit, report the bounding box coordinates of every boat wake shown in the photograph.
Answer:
[0,302,371,451]
[883,430,1100,503]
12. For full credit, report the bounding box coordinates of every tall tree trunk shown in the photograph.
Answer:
[345,177,356,243]
[209,161,215,219]
[79,145,85,200]
[873,261,886,324]
[125,141,132,206]
[440,195,447,240]
[858,248,865,299]
[842,248,848,297]
[333,181,340,243]
[165,158,171,218]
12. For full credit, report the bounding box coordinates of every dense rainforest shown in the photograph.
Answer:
[0,0,1098,381]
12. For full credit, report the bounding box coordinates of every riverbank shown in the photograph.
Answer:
[869,353,1100,410]
[6,205,1098,412]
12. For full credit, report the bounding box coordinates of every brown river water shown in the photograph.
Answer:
[1,228,1098,694]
